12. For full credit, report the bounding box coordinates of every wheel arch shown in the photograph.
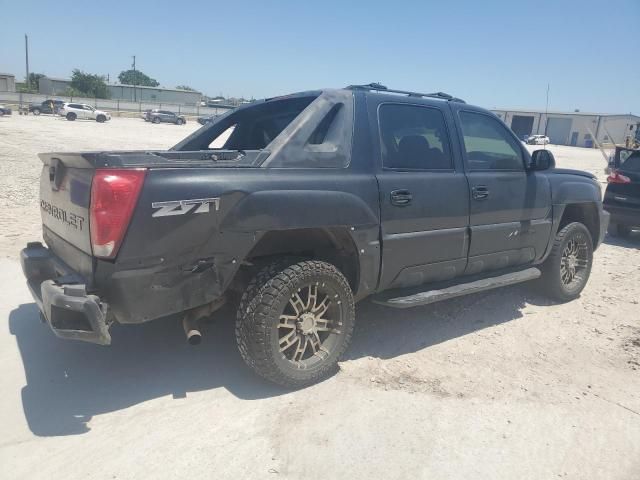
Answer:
[558,202,600,246]
[240,227,360,292]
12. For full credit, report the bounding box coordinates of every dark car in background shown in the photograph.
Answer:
[29,99,64,115]
[197,114,216,125]
[604,146,640,237]
[0,104,12,116]
[147,109,186,125]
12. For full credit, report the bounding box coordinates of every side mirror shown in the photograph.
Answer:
[530,149,555,171]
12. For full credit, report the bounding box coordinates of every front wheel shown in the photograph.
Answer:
[176,118,184,125]
[152,117,161,124]
[539,222,593,302]
[32,108,41,116]
[236,260,355,388]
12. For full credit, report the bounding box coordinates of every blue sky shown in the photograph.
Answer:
[2,0,639,113]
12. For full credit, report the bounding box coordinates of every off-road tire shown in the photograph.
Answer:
[96,114,106,123]
[66,112,76,121]
[152,116,161,124]
[608,222,632,238]
[236,260,355,388]
[539,222,593,302]
[32,108,41,116]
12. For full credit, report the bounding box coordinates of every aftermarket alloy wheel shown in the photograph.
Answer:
[236,260,355,388]
[539,222,593,302]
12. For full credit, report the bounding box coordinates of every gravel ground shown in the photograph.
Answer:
[0,114,638,479]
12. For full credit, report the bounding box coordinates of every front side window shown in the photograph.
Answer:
[379,104,453,170]
[459,111,523,170]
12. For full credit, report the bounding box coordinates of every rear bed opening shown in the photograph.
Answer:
[172,93,321,152]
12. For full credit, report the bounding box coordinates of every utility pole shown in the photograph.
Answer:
[543,83,550,148]
[132,55,136,102]
[25,34,30,90]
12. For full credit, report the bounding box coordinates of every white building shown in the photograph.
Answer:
[0,73,16,92]
[491,109,640,148]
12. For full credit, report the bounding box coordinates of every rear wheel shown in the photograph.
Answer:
[66,112,76,121]
[608,222,632,238]
[236,260,355,388]
[539,222,593,302]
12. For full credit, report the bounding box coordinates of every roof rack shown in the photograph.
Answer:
[345,83,466,103]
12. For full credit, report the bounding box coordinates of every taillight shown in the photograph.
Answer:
[607,171,631,184]
[90,169,146,259]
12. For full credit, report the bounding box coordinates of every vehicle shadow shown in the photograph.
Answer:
[10,283,547,437]
[9,303,282,437]
[346,283,548,360]
[604,230,640,249]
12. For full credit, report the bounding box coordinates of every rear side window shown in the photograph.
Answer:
[459,111,523,170]
[378,104,453,170]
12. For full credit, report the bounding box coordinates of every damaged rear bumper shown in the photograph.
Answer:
[20,242,111,345]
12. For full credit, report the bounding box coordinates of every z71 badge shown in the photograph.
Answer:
[151,197,220,217]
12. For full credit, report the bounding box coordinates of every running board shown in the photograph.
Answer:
[374,267,541,309]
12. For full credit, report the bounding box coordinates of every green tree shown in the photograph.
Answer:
[27,73,45,91]
[60,86,86,98]
[118,69,159,87]
[70,69,110,98]
[175,85,196,91]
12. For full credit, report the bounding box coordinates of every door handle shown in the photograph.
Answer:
[472,185,489,200]
[390,189,413,206]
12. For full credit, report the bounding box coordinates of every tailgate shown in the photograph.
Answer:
[39,155,93,256]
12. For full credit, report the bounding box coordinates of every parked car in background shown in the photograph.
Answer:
[29,99,64,115]
[604,146,639,237]
[148,109,186,125]
[197,114,216,125]
[59,103,111,122]
[0,104,12,116]
[527,134,550,145]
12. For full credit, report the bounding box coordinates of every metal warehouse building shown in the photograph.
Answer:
[0,73,16,92]
[492,109,640,148]
[38,76,202,105]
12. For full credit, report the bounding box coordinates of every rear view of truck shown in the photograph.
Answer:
[23,156,149,344]
[20,90,347,348]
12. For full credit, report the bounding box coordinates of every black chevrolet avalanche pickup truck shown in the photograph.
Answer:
[21,84,609,387]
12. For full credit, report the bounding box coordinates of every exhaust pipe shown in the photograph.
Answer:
[182,313,202,345]
[181,297,226,345]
